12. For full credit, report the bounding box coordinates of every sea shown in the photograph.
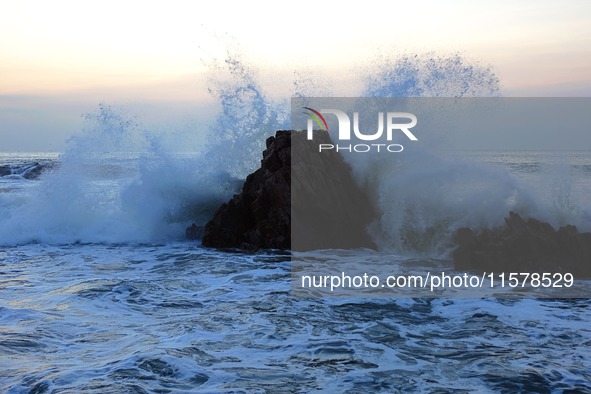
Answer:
[1,54,591,393]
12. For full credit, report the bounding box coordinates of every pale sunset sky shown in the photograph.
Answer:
[1,0,590,151]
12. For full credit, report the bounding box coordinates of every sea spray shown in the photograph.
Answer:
[364,52,500,98]
[344,54,589,254]
[355,149,538,254]
[205,54,289,178]
[0,55,289,245]
[122,54,291,235]
[0,105,179,244]
[0,51,589,249]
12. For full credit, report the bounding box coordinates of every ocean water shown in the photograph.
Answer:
[2,152,591,393]
[2,54,591,392]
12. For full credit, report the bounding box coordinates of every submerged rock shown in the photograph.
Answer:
[453,211,591,277]
[0,162,54,180]
[199,130,376,251]
[21,162,50,180]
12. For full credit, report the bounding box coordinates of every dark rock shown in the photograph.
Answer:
[22,163,47,180]
[290,131,377,251]
[0,162,55,180]
[200,131,291,250]
[453,211,591,277]
[199,130,377,251]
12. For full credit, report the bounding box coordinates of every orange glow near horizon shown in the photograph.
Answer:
[1,0,590,97]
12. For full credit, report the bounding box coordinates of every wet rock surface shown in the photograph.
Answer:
[199,130,376,251]
[453,211,591,277]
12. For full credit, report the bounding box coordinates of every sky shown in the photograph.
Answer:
[1,0,591,151]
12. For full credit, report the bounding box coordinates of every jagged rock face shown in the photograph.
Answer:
[453,211,591,277]
[290,131,376,251]
[201,130,291,250]
[200,130,376,251]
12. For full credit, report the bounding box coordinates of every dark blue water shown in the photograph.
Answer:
[1,241,590,393]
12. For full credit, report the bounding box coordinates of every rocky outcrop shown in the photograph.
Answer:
[199,130,376,251]
[0,162,55,180]
[200,130,291,250]
[453,211,591,277]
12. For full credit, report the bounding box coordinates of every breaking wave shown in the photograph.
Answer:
[0,52,589,252]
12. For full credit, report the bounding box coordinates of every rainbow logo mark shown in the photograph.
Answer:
[303,107,328,132]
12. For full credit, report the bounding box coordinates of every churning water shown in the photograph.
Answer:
[1,53,590,392]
